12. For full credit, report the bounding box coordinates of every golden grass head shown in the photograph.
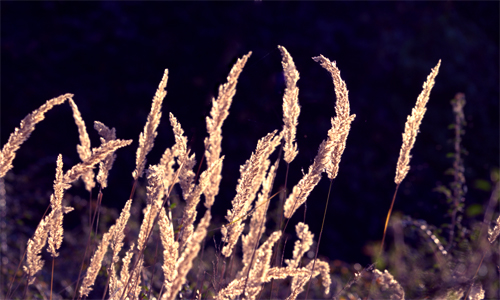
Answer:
[395,60,441,185]
[0,93,73,178]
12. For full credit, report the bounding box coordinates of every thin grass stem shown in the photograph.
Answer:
[268,158,288,300]
[305,178,333,300]
[50,257,54,300]
[379,183,400,258]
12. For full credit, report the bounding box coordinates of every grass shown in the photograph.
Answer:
[1,46,498,300]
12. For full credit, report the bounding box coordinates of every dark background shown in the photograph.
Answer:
[2,1,498,266]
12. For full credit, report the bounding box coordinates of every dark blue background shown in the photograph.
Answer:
[2,1,498,265]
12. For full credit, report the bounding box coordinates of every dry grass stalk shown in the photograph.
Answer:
[264,267,311,289]
[63,139,132,185]
[79,199,132,297]
[300,55,356,299]
[380,60,441,259]
[68,98,95,191]
[283,140,330,219]
[169,112,188,158]
[285,223,313,269]
[178,156,224,249]
[204,52,252,209]
[241,159,279,267]
[283,55,355,219]
[24,155,74,285]
[126,257,144,299]
[221,130,282,257]
[46,209,64,259]
[164,210,211,300]
[133,68,169,180]
[114,164,166,299]
[169,113,196,200]
[46,155,72,258]
[94,121,117,188]
[0,93,73,178]
[25,207,74,285]
[79,230,112,297]
[24,211,52,285]
[157,118,187,201]
[94,120,117,142]
[108,242,135,300]
[108,199,133,296]
[312,55,356,180]
[285,223,330,300]
[137,165,166,253]
[158,207,178,299]
[216,231,281,300]
[395,60,441,184]
[159,148,176,191]
[118,243,135,297]
[287,260,330,300]
[278,45,301,164]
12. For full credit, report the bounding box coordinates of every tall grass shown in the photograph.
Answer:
[1,46,498,300]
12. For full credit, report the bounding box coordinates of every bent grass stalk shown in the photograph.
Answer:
[304,54,356,300]
[268,44,300,299]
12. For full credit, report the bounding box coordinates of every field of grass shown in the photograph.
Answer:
[1,46,498,300]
